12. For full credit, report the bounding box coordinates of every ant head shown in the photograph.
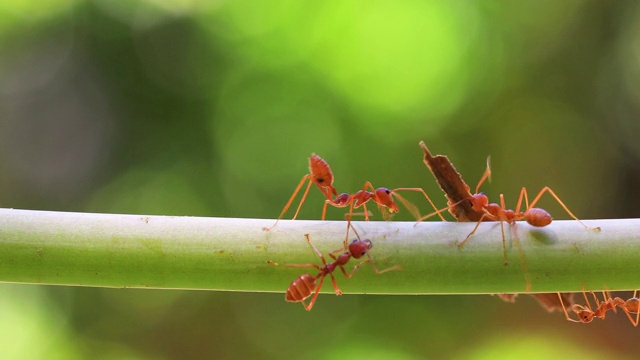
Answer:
[577,310,594,323]
[375,187,399,212]
[470,193,488,212]
[349,239,373,259]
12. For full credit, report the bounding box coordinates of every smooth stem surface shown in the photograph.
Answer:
[0,209,637,294]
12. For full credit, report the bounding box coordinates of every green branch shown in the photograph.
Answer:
[0,209,635,294]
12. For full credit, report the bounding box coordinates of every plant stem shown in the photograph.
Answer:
[0,209,635,294]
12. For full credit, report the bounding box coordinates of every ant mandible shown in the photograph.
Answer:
[265,154,338,231]
[267,233,400,311]
[558,287,640,326]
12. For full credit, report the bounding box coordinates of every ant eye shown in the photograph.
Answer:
[385,189,391,194]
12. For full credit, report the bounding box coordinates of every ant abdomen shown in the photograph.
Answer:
[625,298,640,313]
[525,208,552,227]
[285,274,316,303]
[309,153,337,195]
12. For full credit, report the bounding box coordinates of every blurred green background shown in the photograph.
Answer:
[1,0,639,358]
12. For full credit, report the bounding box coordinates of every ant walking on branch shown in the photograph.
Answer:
[416,143,600,291]
[267,233,400,311]
[558,287,640,326]
[457,156,601,265]
[331,181,446,248]
[266,153,446,234]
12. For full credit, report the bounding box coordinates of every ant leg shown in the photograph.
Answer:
[619,306,638,326]
[303,275,327,311]
[330,222,359,259]
[474,156,492,194]
[580,284,594,313]
[366,254,402,274]
[415,205,450,224]
[618,292,640,326]
[499,193,508,213]
[602,288,617,314]
[265,175,313,231]
[528,186,601,231]
[334,255,400,277]
[634,290,640,327]
[510,224,530,291]
[558,293,581,323]
[338,259,371,279]
[267,235,333,271]
[327,271,343,295]
[339,257,401,278]
[284,176,315,219]
[362,203,370,221]
[391,188,447,221]
[344,201,356,249]
[349,222,362,241]
[344,211,372,221]
[458,213,489,248]
[343,196,369,249]
[322,200,330,221]
[266,260,323,271]
[500,219,508,266]
[388,192,422,221]
[514,187,530,215]
[292,180,316,220]
[304,234,330,266]
[361,181,377,193]
[415,198,470,225]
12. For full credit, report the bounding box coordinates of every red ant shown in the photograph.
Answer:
[266,154,445,234]
[326,183,445,222]
[456,156,599,265]
[267,233,400,311]
[327,182,446,248]
[416,156,600,291]
[558,287,640,326]
[265,154,338,231]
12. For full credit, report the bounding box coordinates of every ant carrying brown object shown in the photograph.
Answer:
[558,287,640,326]
[267,233,400,311]
[457,156,601,266]
[418,141,600,258]
[417,141,599,294]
